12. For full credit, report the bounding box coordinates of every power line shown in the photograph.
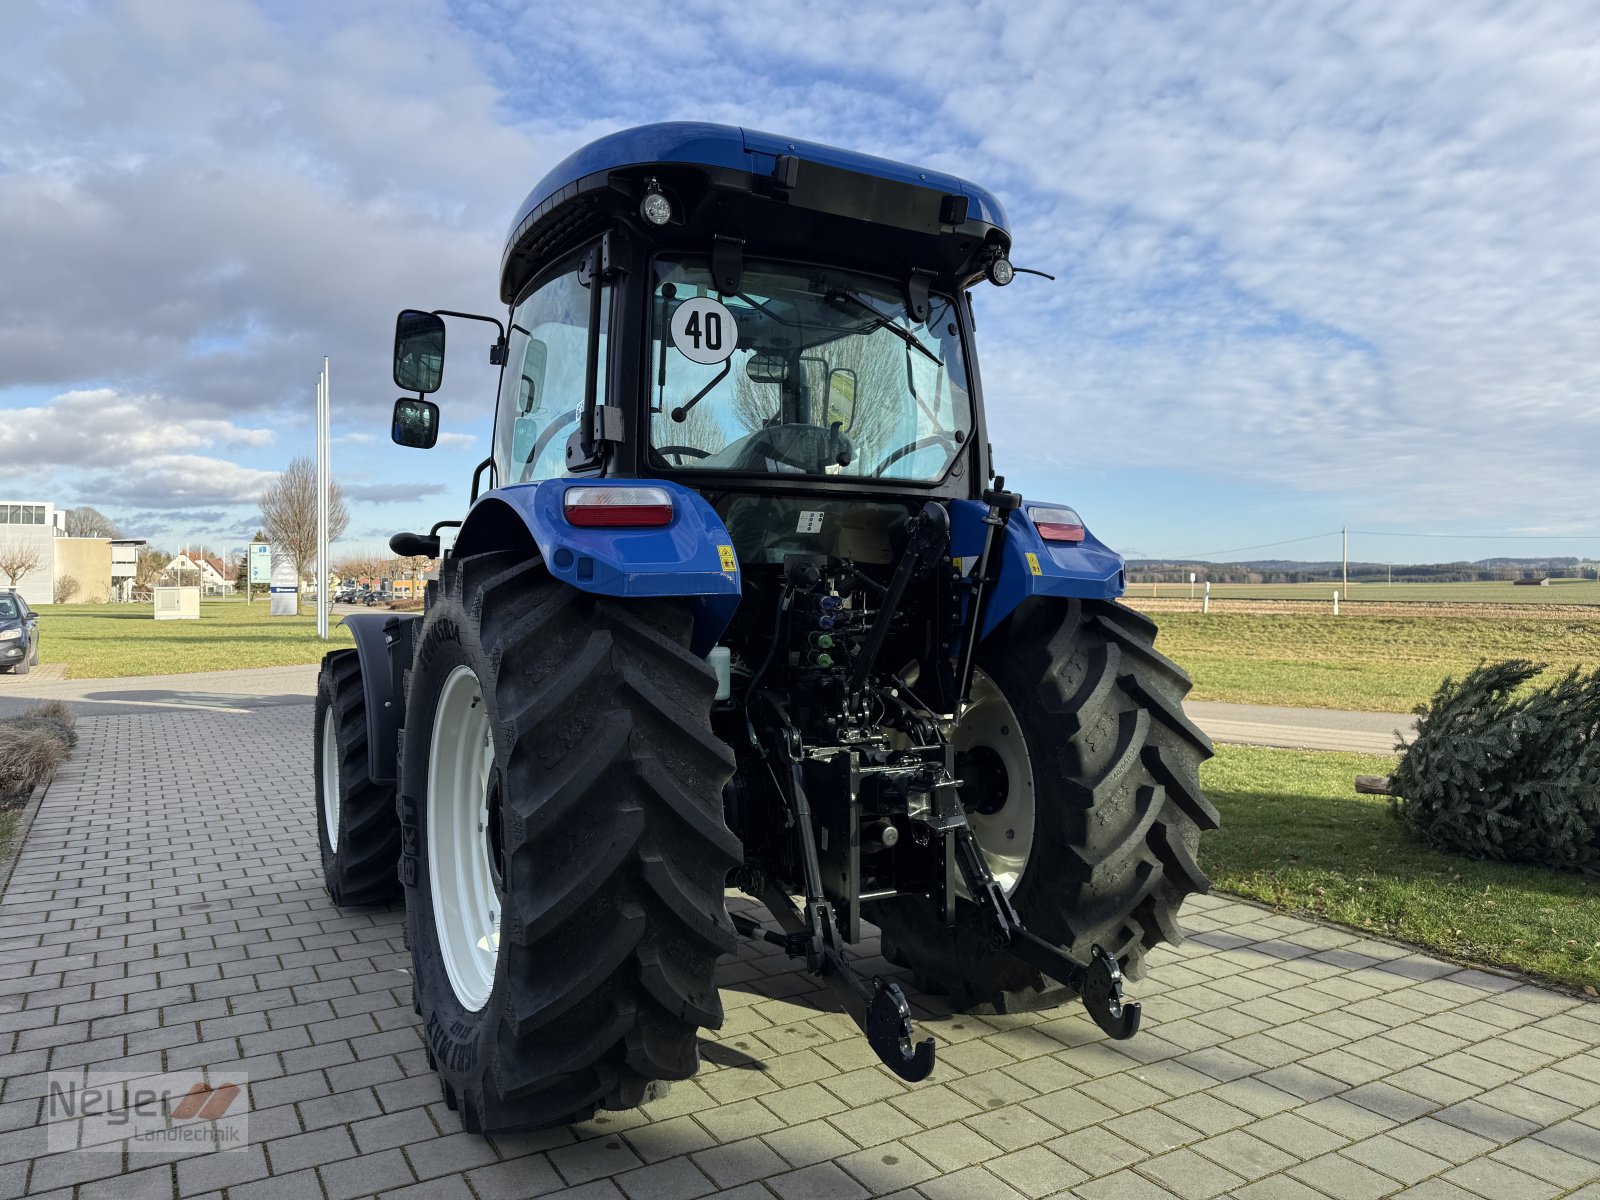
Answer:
[1350,529,1600,539]
[1162,530,1342,560]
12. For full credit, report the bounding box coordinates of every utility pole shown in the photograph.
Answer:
[1342,527,1348,595]
[316,358,331,641]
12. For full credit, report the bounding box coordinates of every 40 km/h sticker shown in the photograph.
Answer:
[671,297,739,365]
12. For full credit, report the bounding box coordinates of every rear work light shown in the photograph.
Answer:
[1029,505,1086,543]
[563,486,674,527]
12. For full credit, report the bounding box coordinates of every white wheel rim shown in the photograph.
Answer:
[427,665,502,1012]
[320,706,341,851]
[956,669,1036,895]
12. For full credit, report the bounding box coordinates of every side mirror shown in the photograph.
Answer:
[746,353,786,384]
[826,367,858,432]
[394,310,446,393]
[392,397,440,449]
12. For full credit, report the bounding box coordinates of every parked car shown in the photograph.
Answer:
[0,591,40,675]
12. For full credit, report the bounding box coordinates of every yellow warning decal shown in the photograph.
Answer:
[718,545,738,572]
[1026,552,1043,576]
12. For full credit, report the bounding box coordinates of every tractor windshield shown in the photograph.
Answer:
[647,256,973,482]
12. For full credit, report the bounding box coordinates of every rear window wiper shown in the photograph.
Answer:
[826,290,942,367]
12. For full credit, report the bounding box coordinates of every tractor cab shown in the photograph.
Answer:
[392,122,1013,499]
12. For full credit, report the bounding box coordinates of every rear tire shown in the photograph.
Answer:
[870,597,1218,1012]
[402,551,740,1132]
[314,651,402,906]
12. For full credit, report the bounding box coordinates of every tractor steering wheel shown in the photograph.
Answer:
[655,445,712,466]
[871,432,960,477]
[525,409,581,477]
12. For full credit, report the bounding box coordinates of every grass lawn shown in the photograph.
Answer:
[1150,611,1600,711]
[1137,578,1600,605]
[1201,745,1600,992]
[35,597,353,678]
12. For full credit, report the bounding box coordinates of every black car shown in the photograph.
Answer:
[0,592,39,675]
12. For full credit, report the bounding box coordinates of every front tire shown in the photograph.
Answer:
[314,651,402,906]
[871,597,1218,1011]
[402,551,741,1133]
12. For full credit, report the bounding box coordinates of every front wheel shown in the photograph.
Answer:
[402,551,741,1132]
[870,597,1218,1012]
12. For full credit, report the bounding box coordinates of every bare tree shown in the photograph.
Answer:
[0,541,43,590]
[258,456,350,582]
[62,506,122,538]
[53,576,80,604]
[135,548,168,589]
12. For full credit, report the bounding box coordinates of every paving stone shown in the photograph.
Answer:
[1442,1155,1562,1199]
[834,1139,941,1193]
[1072,1168,1190,1200]
[1341,1133,1452,1185]
[611,1155,715,1200]
[985,1144,1087,1197]
[1288,1151,1405,1200]
[765,1159,869,1200]
[3,682,1600,1200]
[464,1155,566,1200]
[691,1137,788,1189]
[761,1118,856,1169]
[920,1163,1030,1199]
[1189,1128,1298,1180]
[901,1121,1003,1172]
[317,1148,416,1200]
[1489,1135,1600,1188]
[1048,1123,1148,1176]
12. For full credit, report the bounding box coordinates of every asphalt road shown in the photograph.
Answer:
[0,663,1414,752]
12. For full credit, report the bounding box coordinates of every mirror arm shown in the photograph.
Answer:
[431,310,507,364]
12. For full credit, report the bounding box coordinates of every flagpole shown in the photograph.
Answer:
[316,359,330,639]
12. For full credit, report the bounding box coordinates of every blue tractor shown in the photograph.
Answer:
[314,123,1217,1133]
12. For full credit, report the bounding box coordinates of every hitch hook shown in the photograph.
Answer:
[865,978,936,1082]
[1082,946,1141,1040]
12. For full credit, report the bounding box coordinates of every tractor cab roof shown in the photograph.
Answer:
[500,122,1013,304]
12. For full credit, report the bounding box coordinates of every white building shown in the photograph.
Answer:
[0,502,64,605]
[162,551,234,596]
[110,539,147,601]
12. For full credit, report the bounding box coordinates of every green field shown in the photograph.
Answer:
[1142,610,1600,712]
[1134,578,1600,605]
[1202,746,1600,991]
[34,598,352,678]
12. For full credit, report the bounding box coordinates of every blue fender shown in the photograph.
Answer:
[454,478,741,655]
[949,499,1126,640]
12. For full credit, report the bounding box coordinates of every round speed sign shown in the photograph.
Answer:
[670,297,739,365]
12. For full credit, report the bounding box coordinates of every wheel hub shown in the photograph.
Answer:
[953,670,1035,895]
[320,706,341,851]
[427,665,503,1012]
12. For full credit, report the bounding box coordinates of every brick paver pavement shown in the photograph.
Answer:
[0,698,1596,1199]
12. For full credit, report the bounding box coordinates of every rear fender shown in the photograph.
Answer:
[949,498,1125,640]
[342,612,419,785]
[452,478,741,655]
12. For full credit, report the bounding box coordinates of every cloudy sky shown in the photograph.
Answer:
[3,0,1598,565]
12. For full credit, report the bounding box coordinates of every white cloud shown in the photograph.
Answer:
[2,0,1597,543]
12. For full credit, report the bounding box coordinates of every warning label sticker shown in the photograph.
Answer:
[718,545,738,572]
[1026,552,1043,576]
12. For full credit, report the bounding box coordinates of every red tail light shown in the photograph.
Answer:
[563,486,674,527]
[1030,505,1086,543]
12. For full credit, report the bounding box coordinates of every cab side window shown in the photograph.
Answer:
[496,250,611,484]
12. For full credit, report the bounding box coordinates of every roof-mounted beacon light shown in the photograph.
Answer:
[640,179,673,226]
